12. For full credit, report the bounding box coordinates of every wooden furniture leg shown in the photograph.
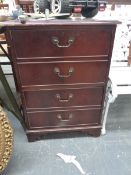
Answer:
[0,65,23,124]
[0,40,10,60]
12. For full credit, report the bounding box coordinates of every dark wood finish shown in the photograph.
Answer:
[15,0,34,13]
[27,108,101,129]
[15,0,34,5]
[23,86,104,110]
[0,3,9,9]
[17,61,108,87]
[10,27,112,58]
[3,19,117,141]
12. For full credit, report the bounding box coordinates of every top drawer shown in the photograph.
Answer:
[10,26,113,59]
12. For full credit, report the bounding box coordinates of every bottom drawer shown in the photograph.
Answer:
[27,108,102,129]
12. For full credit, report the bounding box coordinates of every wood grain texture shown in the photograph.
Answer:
[23,86,104,110]
[17,61,108,87]
[4,19,117,141]
[27,108,102,129]
[10,26,112,58]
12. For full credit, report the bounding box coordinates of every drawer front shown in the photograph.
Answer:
[27,108,101,129]
[24,87,104,109]
[18,61,108,87]
[11,26,112,58]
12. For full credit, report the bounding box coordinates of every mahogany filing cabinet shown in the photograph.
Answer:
[4,19,118,141]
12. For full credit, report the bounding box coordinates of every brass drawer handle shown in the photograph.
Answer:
[52,37,75,48]
[56,93,73,103]
[54,67,74,78]
[57,113,73,122]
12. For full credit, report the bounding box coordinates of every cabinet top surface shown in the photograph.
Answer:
[0,18,120,31]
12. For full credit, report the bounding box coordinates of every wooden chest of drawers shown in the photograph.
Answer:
[4,19,117,141]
